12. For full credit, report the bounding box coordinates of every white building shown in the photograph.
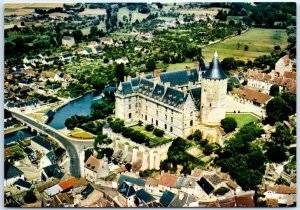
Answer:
[83,155,109,182]
[115,52,227,140]
[4,163,25,187]
[62,36,75,47]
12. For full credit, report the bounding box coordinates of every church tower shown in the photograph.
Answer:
[200,52,227,125]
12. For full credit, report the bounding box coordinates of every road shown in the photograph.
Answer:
[11,111,81,178]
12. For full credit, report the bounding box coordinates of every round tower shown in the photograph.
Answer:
[200,52,227,125]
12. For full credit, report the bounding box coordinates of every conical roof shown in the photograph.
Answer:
[203,52,227,80]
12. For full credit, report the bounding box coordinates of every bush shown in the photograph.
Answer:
[221,117,237,133]
[145,124,154,131]
[214,187,230,195]
[138,120,143,126]
[125,163,132,172]
[153,128,164,137]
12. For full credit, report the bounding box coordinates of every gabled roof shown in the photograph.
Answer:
[54,147,66,160]
[158,173,179,188]
[119,82,133,95]
[169,192,198,207]
[151,84,165,99]
[207,174,223,186]
[118,175,145,187]
[162,87,187,108]
[42,164,64,179]
[197,177,214,195]
[58,177,78,191]
[188,87,201,108]
[136,189,155,204]
[45,151,57,164]
[203,52,227,80]
[84,155,103,172]
[118,182,135,198]
[5,162,23,179]
[32,136,55,151]
[14,179,32,189]
[62,36,74,40]
[81,183,94,198]
[235,195,255,207]
[160,70,189,86]
[159,190,176,207]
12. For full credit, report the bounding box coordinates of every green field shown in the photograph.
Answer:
[202,28,288,62]
[117,7,148,24]
[167,62,195,71]
[131,125,172,147]
[226,113,260,128]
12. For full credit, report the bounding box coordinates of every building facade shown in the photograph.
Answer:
[115,52,227,139]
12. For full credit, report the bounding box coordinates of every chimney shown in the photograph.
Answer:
[140,72,145,79]
[185,66,191,74]
[179,191,184,200]
[154,70,161,78]
[164,82,170,88]
[123,76,127,82]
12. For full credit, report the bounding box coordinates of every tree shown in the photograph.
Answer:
[193,130,202,142]
[153,128,164,137]
[203,144,214,155]
[72,30,84,41]
[114,63,125,82]
[145,124,154,131]
[221,117,237,133]
[271,123,294,146]
[23,190,37,203]
[266,97,291,125]
[280,92,296,114]
[214,187,230,195]
[244,45,249,51]
[269,84,280,96]
[221,57,237,71]
[125,163,132,171]
[65,117,77,130]
[265,142,288,163]
[90,26,99,36]
[146,58,156,71]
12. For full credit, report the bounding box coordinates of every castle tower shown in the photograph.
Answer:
[200,52,227,125]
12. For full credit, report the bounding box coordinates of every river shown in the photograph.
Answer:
[47,92,102,129]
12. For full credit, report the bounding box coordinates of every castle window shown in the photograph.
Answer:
[151,118,153,124]
[145,115,147,121]
[171,117,173,123]
[129,104,131,109]
[156,110,158,116]
[190,120,193,126]
[210,103,212,107]
[156,120,158,126]
[165,124,167,129]
[129,113,131,118]
[165,114,167,120]
[170,127,173,132]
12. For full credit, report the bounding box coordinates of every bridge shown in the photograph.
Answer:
[10,110,81,178]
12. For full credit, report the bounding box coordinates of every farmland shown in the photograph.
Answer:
[202,28,288,62]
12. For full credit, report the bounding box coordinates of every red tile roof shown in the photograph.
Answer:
[266,198,279,207]
[84,155,103,172]
[283,71,296,79]
[231,88,272,104]
[267,185,296,194]
[158,173,179,188]
[235,195,255,207]
[58,177,78,191]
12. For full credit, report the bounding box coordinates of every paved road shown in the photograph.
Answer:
[11,111,81,178]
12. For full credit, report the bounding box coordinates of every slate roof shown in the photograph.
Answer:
[45,151,57,164]
[162,87,187,108]
[118,175,145,187]
[119,82,133,95]
[188,87,201,108]
[81,183,94,198]
[14,179,32,189]
[32,136,55,151]
[138,78,155,96]
[159,190,176,207]
[42,164,64,179]
[197,177,214,195]
[207,174,223,186]
[54,147,66,160]
[5,162,23,179]
[160,70,189,86]
[136,189,155,204]
[188,68,199,83]
[63,36,74,40]
[203,52,227,80]
[118,182,135,198]
[151,84,165,99]
[169,192,198,207]
[229,77,240,84]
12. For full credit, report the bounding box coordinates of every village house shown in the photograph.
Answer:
[39,151,57,169]
[60,53,74,62]
[5,162,25,187]
[42,57,59,65]
[41,164,65,181]
[100,37,113,45]
[62,36,75,47]
[115,57,129,65]
[230,87,273,107]
[44,177,78,198]
[14,179,32,192]
[264,184,296,207]
[31,136,56,156]
[83,155,109,182]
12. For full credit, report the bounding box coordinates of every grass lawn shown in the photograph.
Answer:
[69,128,94,139]
[178,7,229,16]
[167,62,195,71]
[131,125,172,147]
[226,113,260,128]
[202,28,288,62]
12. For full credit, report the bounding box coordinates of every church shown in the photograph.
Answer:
[115,52,227,141]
